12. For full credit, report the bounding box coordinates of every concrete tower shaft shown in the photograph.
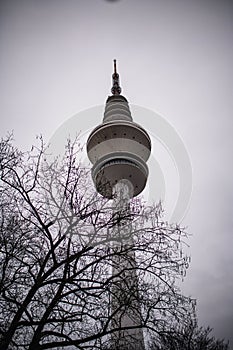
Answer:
[110,180,146,350]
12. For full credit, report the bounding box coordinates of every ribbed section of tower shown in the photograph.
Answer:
[103,95,133,122]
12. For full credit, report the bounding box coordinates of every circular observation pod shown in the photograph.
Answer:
[87,120,151,198]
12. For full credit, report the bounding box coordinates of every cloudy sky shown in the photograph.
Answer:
[1,0,233,347]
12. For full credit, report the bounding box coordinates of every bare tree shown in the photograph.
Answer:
[149,320,229,350]
[0,135,195,349]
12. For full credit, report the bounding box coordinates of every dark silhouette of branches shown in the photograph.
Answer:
[148,320,229,350]
[0,135,217,349]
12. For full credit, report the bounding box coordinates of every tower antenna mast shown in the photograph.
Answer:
[111,59,122,95]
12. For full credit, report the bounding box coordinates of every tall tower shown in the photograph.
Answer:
[87,60,151,349]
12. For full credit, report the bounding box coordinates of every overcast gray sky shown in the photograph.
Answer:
[1,0,233,347]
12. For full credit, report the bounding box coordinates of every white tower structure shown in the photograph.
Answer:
[86,60,151,349]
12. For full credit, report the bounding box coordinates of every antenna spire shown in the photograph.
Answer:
[111,59,122,95]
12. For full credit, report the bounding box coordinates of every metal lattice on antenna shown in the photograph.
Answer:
[111,59,122,95]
